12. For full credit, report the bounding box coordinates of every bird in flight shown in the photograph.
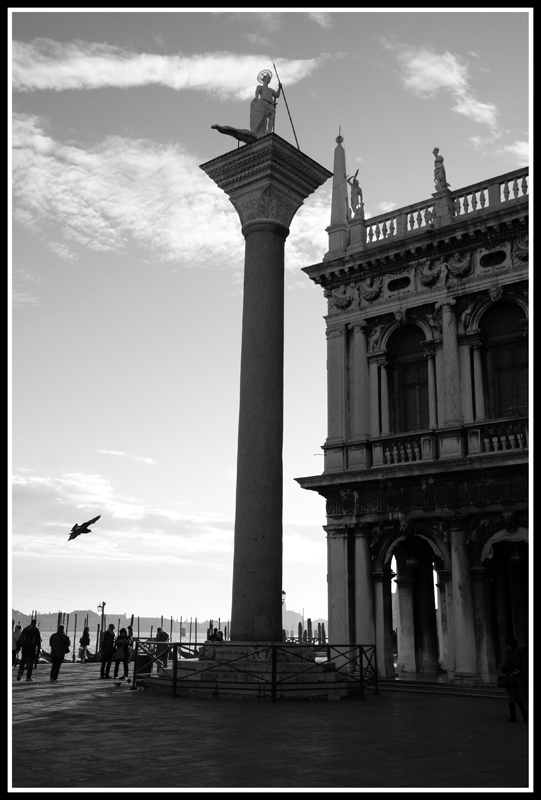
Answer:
[68,515,101,541]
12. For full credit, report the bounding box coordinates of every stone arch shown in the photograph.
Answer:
[379,319,430,352]
[472,523,529,566]
[372,521,451,573]
[470,294,528,331]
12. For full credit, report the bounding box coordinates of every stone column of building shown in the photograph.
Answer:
[326,326,347,445]
[201,135,331,642]
[350,323,370,440]
[395,577,416,672]
[458,335,474,423]
[414,546,440,672]
[435,348,446,429]
[424,347,438,429]
[449,520,479,681]
[379,359,391,435]
[353,527,376,645]
[509,542,528,647]
[492,547,513,664]
[325,525,350,643]
[471,340,487,421]
[373,569,396,677]
[440,569,455,674]
[435,573,450,671]
[368,356,381,437]
[436,298,462,426]
[471,566,498,683]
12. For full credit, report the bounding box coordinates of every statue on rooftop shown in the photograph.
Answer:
[433,147,451,192]
[347,170,364,218]
[250,70,282,138]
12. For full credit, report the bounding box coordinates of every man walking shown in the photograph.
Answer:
[16,619,42,682]
[49,624,71,682]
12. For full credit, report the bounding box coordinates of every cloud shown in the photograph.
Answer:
[378,201,398,213]
[12,113,332,272]
[500,140,529,166]
[12,267,42,308]
[12,39,322,100]
[97,450,157,465]
[309,12,334,29]
[387,43,499,130]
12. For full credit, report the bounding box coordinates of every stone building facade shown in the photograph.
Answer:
[297,137,529,684]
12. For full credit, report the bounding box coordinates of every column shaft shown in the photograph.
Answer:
[471,568,498,683]
[373,572,395,677]
[326,528,350,644]
[354,533,376,644]
[450,524,479,680]
[326,328,347,441]
[426,353,437,429]
[380,362,390,435]
[230,224,286,641]
[472,346,486,421]
[459,344,474,423]
[351,325,370,439]
[396,578,416,672]
[439,301,462,425]
[369,360,380,437]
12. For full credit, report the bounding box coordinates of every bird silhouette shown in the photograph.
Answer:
[68,515,101,541]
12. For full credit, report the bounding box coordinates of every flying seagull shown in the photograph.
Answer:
[68,515,101,541]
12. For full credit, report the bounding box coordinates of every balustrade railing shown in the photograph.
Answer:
[356,167,528,244]
[479,419,528,453]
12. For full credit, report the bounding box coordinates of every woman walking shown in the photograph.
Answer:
[500,636,528,723]
[79,627,91,663]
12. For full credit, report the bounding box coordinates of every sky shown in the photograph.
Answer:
[9,8,531,623]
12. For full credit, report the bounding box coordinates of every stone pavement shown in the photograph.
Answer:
[11,662,530,790]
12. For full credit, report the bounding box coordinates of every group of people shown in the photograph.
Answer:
[208,628,224,642]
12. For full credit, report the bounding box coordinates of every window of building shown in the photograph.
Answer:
[387,325,429,433]
[481,302,528,419]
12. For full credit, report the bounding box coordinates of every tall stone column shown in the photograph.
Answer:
[450,521,479,682]
[472,342,486,421]
[325,525,350,644]
[326,326,347,442]
[471,567,498,683]
[441,569,455,674]
[436,298,462,426]
[395,577,416,672]
[379,360,391,435]
[424,349,438,429]
[354,528,376,645]
[415,548,440,672]
[368,358,380,437]
[350,323,370,440]
[373,569,395,677]
[458,339,474,423]
[435,574,450,670]
[201,135,331,642]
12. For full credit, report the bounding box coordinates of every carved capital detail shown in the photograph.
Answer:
[232,185,300,230]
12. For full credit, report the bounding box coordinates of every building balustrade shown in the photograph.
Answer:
[356,167,528,248]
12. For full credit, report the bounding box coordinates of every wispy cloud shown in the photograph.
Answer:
[97,450,157,465]
[12,267,42,308]
[12,39,322,99]
[378,201,397,213]
[12,113,331,272]
[309,12,334,30]
[500,140,529,166]
[385,42,499,130]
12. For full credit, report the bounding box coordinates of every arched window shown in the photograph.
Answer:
[481,303,528,419]
[387,325,429,433]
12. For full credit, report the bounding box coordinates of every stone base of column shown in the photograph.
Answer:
[451,670,480,685]
[142,643,359,700]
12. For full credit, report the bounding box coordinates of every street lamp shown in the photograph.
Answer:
[97,601,106,645]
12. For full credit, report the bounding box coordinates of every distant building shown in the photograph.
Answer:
[297,137,528,684]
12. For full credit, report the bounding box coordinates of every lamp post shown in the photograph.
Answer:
[97,601,106,646]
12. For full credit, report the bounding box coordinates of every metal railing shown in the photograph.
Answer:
[131,641,379,702]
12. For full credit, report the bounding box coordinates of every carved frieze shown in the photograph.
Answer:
[511,234,528,266]
[325,283,362,312]
[360,276,383,302]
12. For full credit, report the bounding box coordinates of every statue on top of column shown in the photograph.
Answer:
[250,70,282,138]
[211,69,282,145]
[433,147,451,192]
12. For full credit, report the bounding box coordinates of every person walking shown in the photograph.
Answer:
[113,628,132,680]
[16,619,42,682]
[49,624,71,682]
[500,636,528,723]
[156,627,169,669]
[79,627,91,663]
[100,624,116,679]
[12,624,22,668]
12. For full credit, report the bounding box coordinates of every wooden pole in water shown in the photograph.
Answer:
[180,617,183,642]
[161,615,164,629]
[169,616,173,641]
[57,610,61,628]
[189,618,192,646]
[96,623,101,653]
[66,613,70,636]
[195,618,198,645]
[150,625,153,640]
[137,616,140,638]
[72,614,78,662]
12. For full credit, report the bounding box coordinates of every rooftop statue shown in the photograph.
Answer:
[211,70,282,146]
[433,147,451,192]
[347,170,364,218]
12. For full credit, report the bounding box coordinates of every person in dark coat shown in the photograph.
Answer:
[49,625,71,682]
[16,619,42,682]
[79,627,91,663]
[12,624,22,668]
[113,628,132,680]
[156,627,169,669]
[500,636,528,723]
[100,624,116,679]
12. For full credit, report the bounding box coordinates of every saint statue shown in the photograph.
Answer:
[250,70,282,138]
[433,147,450,191]
[347,170,364,218]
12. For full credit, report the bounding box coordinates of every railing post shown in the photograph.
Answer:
[359,646,365,701]
[271,645,277,703]
[172,642,178,698]
[131,639,140,690]
[373,645,380,695]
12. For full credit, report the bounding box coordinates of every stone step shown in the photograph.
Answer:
[378,679,504,700]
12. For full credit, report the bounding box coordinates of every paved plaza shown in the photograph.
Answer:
[11,662,530,790]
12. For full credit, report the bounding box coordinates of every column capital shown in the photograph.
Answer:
[325,324,347,339]
[323,524,348,539]
[435,296,457,312]
[348,320,367,333]
[200,133,332,233]
[368,353,388,367]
